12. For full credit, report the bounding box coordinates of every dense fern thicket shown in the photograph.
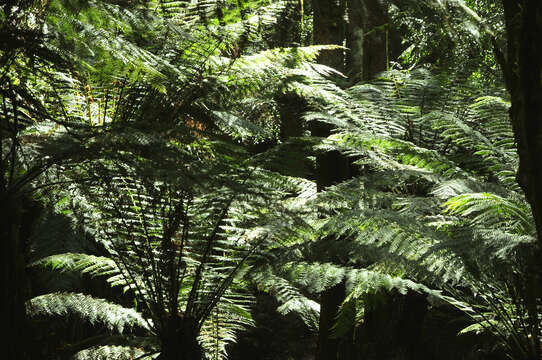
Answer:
[2,0,539,359]
[248,67,534,358]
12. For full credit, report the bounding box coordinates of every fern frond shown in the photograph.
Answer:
[198,288,255,360]
[250,266,320,330]
[334,268,446,337]
[72,345,156,360]
[27,293,151,333]
[444,193,534,236]
[31,253,119,276]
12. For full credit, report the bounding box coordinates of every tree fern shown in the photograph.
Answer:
[246,65,538,358]
[5,0,528,358]
[8,2,334,359]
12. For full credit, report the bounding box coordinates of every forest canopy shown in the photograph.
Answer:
[2,0,542,359]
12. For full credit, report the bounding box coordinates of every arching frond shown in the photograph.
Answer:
[334,268,449,338]
[250,265,320,331]
[30,253,130,289]
[198,288,255,360]
[444,192,534,236]
[27,292,151,333]
[72,345,156,360]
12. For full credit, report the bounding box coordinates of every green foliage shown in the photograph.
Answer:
[251,265,320,330]
[318,70,538,357]
[72,346,152,360]
[247,66,538,358]
[334,268,447,338]
[7,0,327,358]
[27,292,150,333]
[390,0,502,84]
[31,253,126,287]
[4,0,536,359]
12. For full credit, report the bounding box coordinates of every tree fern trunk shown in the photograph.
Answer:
[316,282,346,360]
[158,315,202,360]
[277,93,305,140]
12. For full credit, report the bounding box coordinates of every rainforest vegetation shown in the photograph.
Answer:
[3,0,542,359]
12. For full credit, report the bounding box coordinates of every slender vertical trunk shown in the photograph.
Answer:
[313,0,345,72]
[311,121,352,360]
[315,282,346,360]
[361,0,389,80]
[346,0,365,82]
[312,3,352,357]
[312,4,400,358]
[2,195,41,360]
[346,0,402,82]
[3,197,25,360]
[362,0,389,79]
[272,0,303,47]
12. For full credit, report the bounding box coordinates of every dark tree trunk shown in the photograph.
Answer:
[315,282,346,360]
[2,194,41,360]
[362,0,388,79]
[345,0,364,82]
[2,197,26,360]
[311,122,352,360]
[158,315,202,360]
[313,0,346,72]
[270,0,303,47]
[353,293,428,360]
[280,4,351,351]
[496,1,542,358]
[277,93,305,140]
[498,0,542,237]
[311,4,352,354]
[500,0,542,244]
[346,0,394,81]
[311,4,402,359]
